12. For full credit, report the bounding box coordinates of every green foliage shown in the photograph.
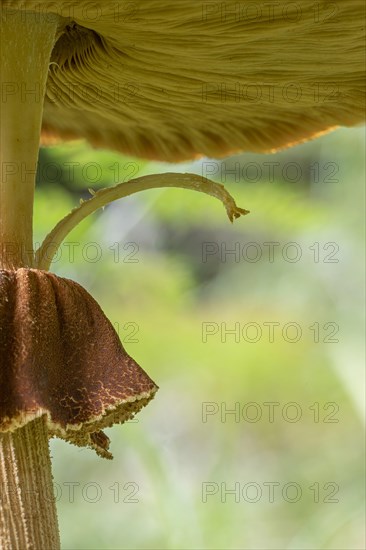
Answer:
[36,128,365,550]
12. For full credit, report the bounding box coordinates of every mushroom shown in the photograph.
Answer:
[0,1,364,549]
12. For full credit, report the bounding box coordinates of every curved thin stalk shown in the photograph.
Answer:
[35,173,249,271]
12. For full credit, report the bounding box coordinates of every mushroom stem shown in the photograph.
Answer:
[0,8,58,269]
[0,417,60,550]
[0,8,60,549]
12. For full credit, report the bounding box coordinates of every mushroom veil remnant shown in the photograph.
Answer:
[0,1,365,548]
[0,268,158,460]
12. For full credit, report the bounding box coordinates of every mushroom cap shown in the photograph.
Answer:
[0,268,158,458]
[7,1,366,161]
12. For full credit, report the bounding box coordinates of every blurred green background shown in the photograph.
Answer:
[34,127,365,550]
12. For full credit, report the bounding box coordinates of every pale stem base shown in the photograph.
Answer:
[0,417,60,550]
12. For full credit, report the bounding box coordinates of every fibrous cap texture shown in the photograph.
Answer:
[3,0,366,161]
[0,269,158,458]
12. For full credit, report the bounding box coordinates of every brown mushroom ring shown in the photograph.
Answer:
[0,268,158,459]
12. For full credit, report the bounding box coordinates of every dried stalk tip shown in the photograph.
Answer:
[0,269,158,459]
[36,173,249,271]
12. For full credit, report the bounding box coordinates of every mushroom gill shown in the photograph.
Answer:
[36,0,365,161]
